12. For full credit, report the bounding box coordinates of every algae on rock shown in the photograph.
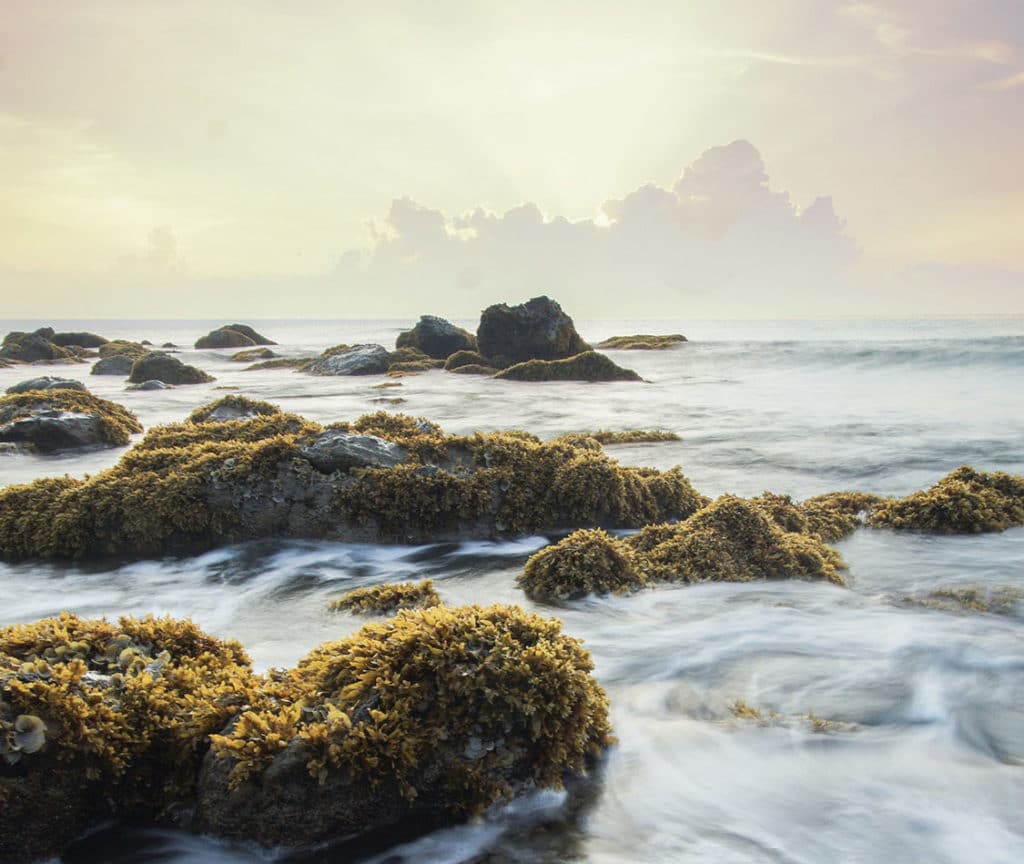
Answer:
[328,580,442,615]
[519,529,643,602]
[494,351,641,383]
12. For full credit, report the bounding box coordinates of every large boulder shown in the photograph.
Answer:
[128,352,214,385]
[396,315,476,359]
[91,354,136,376]
[6,376,87,394]
[476,296,589,364]
[196,604,612,847]
[0,330,75,363]
[493,351,641,382]
[306,344,390,376]
[50,331,109,348]
[0,390,142,452]
[195,324,277,349]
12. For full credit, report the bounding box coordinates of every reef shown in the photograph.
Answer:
[595,334,687,350]
[197,604,612,846]
[328,580,442,615]
[0,389,142,452]
[396,315,477,359]
[521,495,847,602]
[128,352,215,385]
[476,296,590,364]
[493,351,641,383]
[868,466,1024,533]
[195,324,277,350]
[0,613,258,864]
[0,402,703,562]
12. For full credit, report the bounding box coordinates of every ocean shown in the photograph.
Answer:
[1,317,1022,863]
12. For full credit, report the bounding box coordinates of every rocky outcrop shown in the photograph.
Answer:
[0,329,76,363]
[306,344,390,376]
[396,315,476,359]
[493,351,641,382]
[195,324,277,349]
[6,377,87,394]
[476,296,589,364]
[0,390,142,453]
[91,354,136,376]
[128,352,214,385]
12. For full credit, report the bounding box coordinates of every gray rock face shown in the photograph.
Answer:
[476,296,589,364]
[91,355,136,376]
[396,315,476,359]
[127,380,172,391]
[128,353,214,385]
[0,410,106,452]
[307,344,390,376]
[195,324,277,349]
[6,377,88,394]
[299,432,407,473]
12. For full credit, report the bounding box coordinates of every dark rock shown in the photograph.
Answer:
[6,377,88,394]
[300,432,408,473]
[443,350,496,370]
[50,331,109,348]
[0,391,142,453]
[0,331,74,363]
[127,379,173,391]
[476,296,589,364]
[128,353,214,385]
[493,351,641,383]
[195,324,277,349]
[396,315,476,359]
[161,342,177,349]
[91,355,136,376]
[306,344,390,376]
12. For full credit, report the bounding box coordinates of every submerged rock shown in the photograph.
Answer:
[197,604,612,847]
[6,376,87,394]
[0,403,703,562]
[396,315,477,359]
[91,354,136,376]
[128,352,214,385]
[0,390,142,452]
[306,344,390,376]
[595,334,687,350]
[328,580,442,615]
[195,324,277,349]
[476,296,590,364]
[494,351,641,383]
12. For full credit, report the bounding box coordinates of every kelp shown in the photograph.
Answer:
[328,580,442,615]
[0,389,143,446]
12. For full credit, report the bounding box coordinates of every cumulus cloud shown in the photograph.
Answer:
[336,140,860,317]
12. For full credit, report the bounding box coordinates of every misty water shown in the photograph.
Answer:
[1,318,1023,864]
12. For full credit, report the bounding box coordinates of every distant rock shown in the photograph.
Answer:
[306,344,390,376]
[91,355,136,376]
[195,324,277,349]
[596,334,687,350]
[0,330,76,363]
[396,315,476,359]
[0,390,142,452]
[50,331,109,349]
[230,347,277,362]
[127,380,173,391]
[476,296,589,364]
[6,377,88,394]
[98,340,149,359]
[161,342,177,349]
[299,431,408,472]
[493,351,641,383]
[128,352,214,385]
[450,364,497,375]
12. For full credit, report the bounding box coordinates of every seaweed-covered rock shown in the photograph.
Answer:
[328,580,441,614]
[444,350,496,370]
[494,351,641,383]
[0,390,142,452]
[127,380,173,391]
[0,613,258,864]
[307,344,390,376]
[868,466,1024,533]
[188,395,281,424]
[519,529,642,601]
[476,296,590,364]
[91,354,136,376]
[0,330,76,363]
[195,324,277,350]
[450,363,498,375]
[559,430,680,445]
[129,352,214,385]
[300,431,408,472]
[396,315,477,359]
[50,331,109,349]
[230,347,277,362]
[0,406,703,562]
[197,604,611,846]
[6,376,87,395]
[595,334,687,350]
[98,340,150,360]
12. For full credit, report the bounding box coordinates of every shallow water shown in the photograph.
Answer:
[1,318,1023,863]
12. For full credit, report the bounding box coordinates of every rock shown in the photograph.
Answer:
[195,324,277,349]
[91,354,136,376]
[6,377,87,394]
[230,347,277,362]
[196,604,612,848]
[493,351,641,382]
[519,528,643,601]
[299,431,408,472]
[50,331,109,348]
[187,395,280,423]
[476,296,589,363]
[306,344,390,376]
[127,379,172,391]
[0,330,75,363]
[396,315,476,359]
[244,357,313,371]
[128,352,215,385]
[450,364,497,375]
[595,334,687,350]
[444,349,500,370]
[161,342,177,348]
[327,580,441,615]
[98,340,149,359]
[0,390,142,452]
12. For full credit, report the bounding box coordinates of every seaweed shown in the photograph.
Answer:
[328,580,442,615]
[518,529,643,601]
[0,390,143,447]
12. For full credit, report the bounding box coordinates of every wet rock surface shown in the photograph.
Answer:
[300,431,408,472]
[6,376,87,394]
[307,343,390,376]
[0,390,142,453]
[396,315,476,359]
[476,296,589,364]
[91,354,136,375]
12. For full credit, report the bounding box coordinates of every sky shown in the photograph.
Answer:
[1,0,1022,318]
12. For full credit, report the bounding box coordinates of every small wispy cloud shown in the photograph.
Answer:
[703,49,865,69]
[982,70,1024,91]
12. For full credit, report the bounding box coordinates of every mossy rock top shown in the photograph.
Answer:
[493,351,641,383]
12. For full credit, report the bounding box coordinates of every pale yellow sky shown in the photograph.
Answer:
[1,0,1021,317]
